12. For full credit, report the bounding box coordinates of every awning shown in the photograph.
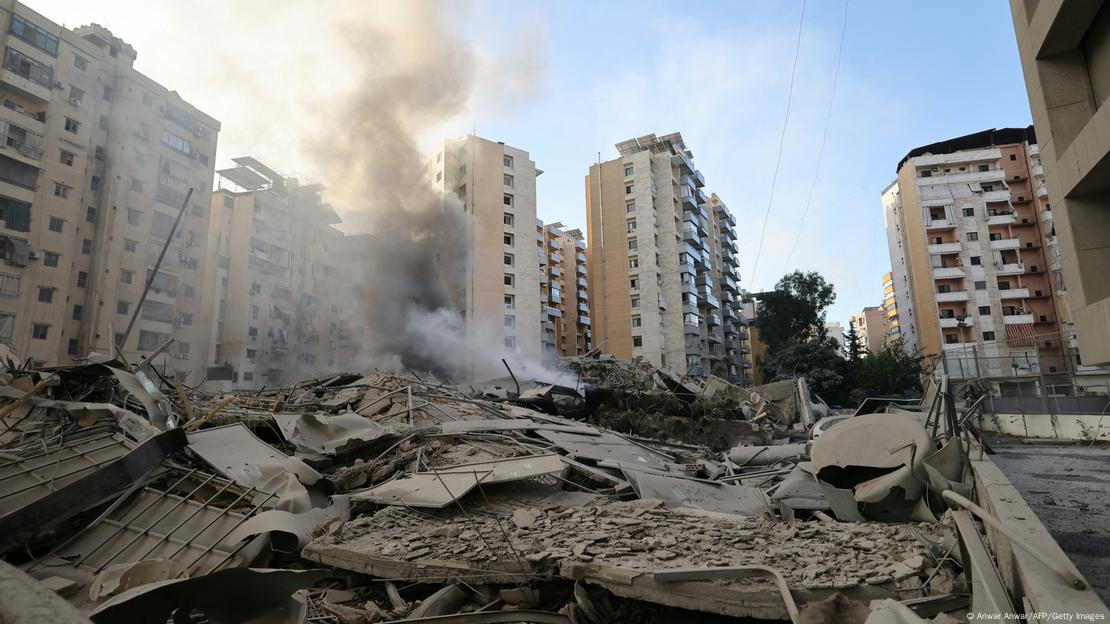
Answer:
[1006,323,1035,347]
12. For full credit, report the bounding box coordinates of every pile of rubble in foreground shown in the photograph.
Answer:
[0,355,999,623]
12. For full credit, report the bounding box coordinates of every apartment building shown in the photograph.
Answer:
[584,132,746,381]
[880,272,904,347]
[885,127,1071,383]
[826,321,846,354]
[882,185,920,354]
[537,221,590,361]
[0,3,219,381]
[1010,1,1110,368]
[428,135,542,376]
[851,305,887,355]
[204,158,359,391]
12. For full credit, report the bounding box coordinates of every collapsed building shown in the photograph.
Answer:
[0,352,1105,623]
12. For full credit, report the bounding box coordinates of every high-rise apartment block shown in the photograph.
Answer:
[428,135,542,375]
[880,271,904,346]
[0,2,219,380]
[1009,1,1110,367]
[884,128,1075,383]
[851,306,887,355]
[585,133,747,382]
[537,221,591,361]
[204,158,361,390]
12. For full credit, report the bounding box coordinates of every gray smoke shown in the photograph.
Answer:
[306,1,478,379]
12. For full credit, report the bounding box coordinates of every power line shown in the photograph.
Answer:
[783,0,850,273]
[748,0,808,290]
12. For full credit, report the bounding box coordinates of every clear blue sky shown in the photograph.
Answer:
[34,0,1034,328]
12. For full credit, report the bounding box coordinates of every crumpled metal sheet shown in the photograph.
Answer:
[622,469,771,516]
[88,567,331,624]
[188,424,322,512]
[224,496,350,553]
[272,412,404,459]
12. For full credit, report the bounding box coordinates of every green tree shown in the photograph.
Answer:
[754,271,836,353]
[762,338,849,404]
[855,339,925,398]
[843,320,863,364]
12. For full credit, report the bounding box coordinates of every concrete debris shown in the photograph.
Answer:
[0,359,1100,621]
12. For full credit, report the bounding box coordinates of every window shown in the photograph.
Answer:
[85,205,98,221]
[251,305,259,319]
[503,194,513,207]
[974,280,986,290]
[966,232,978,241]
[67,338,78,355]
[503,234,513,246]
[64,117,79,134]
[628,238,637,251]
[945,334,958,344]
[161,130,191,155]
[116,301,129,315]
[102,86,112,101]
[503,335,516,349]
[130,178,143,193]
[243,372,254,382]
[503,213,513,226]
[127,208,142,225]
[978,164,989,172]
[983,331,996,341]
[43,252,58,267]
[504,294,515,309]
[962,207,974,217]
[120,269,133,284]
[457,164,466,177]
[184,285,195,298]
[1010,154,1017,161]
[631,316,641,328]
[48,216,63,232]
[76,271,87,288]
[246,349,257,359]
[631,296,640,308]
[633,336,643,347]
[81,239,92,255]
[68,85,84,106]
[72,304,82,320]
[982,184,994,192]
[503,155,513,168]
[37,287,52,303]
[54,183,70,198]
[0,195,30,231]
[124,239,138,253]
[31,323,47,340]
[9,14,59,56]
[4,47,53,87]
[94,145,105,159]
[626,201,635,213]
[970,256,982,265]
[0,273,19,298]
[998,281,1011,290]
[0,156,38,189]
[90,176,100,191]
[503,174,513,188]
[504,274,514,287]
[504,253,514,266]
[989,233,1002,241]
[626,219,636,232]
[435,171,442,182]
[978,306,991,315]
[504,315,515,328]
[629,258,639,269]
[59,150,74,166]
[624,166,634,176]
[919,170,932,178]
[937,284,951,294]
[625,184,634,194]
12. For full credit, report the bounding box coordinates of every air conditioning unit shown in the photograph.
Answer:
[69,97,81,106]
[28,251,39,261]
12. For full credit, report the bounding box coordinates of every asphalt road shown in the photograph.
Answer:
[985,435,1110,606]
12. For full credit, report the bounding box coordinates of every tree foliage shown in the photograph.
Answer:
[854,339,925,398]
[762,338,848,402]
[843,320,863,364]
[754,271,836,353]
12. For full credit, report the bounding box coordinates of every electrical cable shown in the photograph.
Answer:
[748,0,808,290]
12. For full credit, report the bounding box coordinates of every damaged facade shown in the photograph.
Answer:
[538,221,591,362]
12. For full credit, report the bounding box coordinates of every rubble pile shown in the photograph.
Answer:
[0,357,1008,623]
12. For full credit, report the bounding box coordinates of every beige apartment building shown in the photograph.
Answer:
[204,158,360,391]
[585,132,747,382]
[537,221,590,361]
[880,272,904,347]
[851,305,887,355]
[0,2,219,381]
[885,127,1074,385]
[1009,2,1110,367]
[428,135,542,376]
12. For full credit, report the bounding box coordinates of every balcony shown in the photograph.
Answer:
[549,266,561,277]
[935,290,969,302]
[999,288,1030,300]
[1036,184,1048,199]
[681,226,699,243]
[671,150,694,174]
[925,217,956,230]
[982,190,1011,203]
[702,293,721,309]
[939,316,973,329]
[577,289,587,300]
[577,277,587,288]
[989,238,1021,251]
[576,253,586,263]
[576,239,587,250]
[1040,209,1053,226]
[548,238,561,250]
[1002,313,1035,325]
[550,252,562,263]
[546,307,562,318]
[986,212,1016,226]
[931,266,964,279]
[691,170,706,188]
[578,315,591,326]
[707,314,722,327]
[0,120,44,162]
[684,323,700,336]
[576,265,586,275]
[1031,163,1043,177]
[927,242,962,254]
[993,262,1022,275]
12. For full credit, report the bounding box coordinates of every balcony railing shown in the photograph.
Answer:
[927,242,962,254]
[935,290,969,302]
[999,288,1030,299]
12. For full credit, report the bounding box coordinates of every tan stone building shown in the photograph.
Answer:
[880,271,904,347]
[585,133,746,381]
[428,135,542,376]
[204,158,359,390]
[1009,2,1110,368]
[0,2,219,381]
[885,128,1072,384]
[537,221,590,361]
[851,306,887,355]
